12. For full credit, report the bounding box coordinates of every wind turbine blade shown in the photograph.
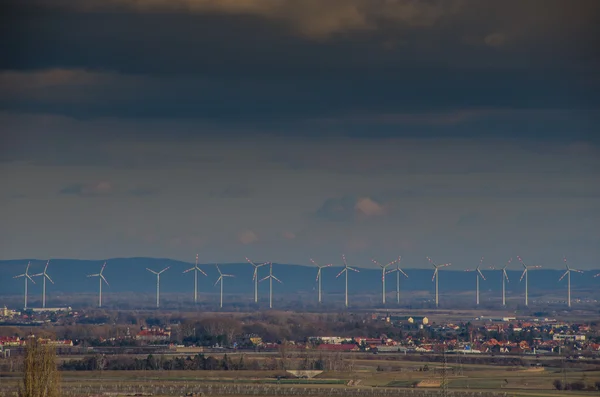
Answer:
[183,267,195,273]
[45,274,54,284]
[426,256,436,267]
[25,262,31,273]
[519,269,526,282]
[27,275,36,284]
[310,258,318,266]
[594,273,600,278]
[259,275,269,283]
[272,275,283,284]
[224,274,235,278]
[385,268,396,275]
[347,266,359,272]
[159,266,171,274]
[558,271,568,281]
[197,267,208,276]
[87,273,100,277]
[215,264,222,275]
[323,264,333,268]
[146,268,158,274]
[385,260,398,267]
[32,272,44,277]
[44,261,50,272]
[477,269,486,280]
[316,269,321,282]
[432,268,438,282]
[335,268,346,278]
[14,274,25,278]
[572,269,583,273]
[399,269,409,278]
[371,259,383,268]
[100,262,107,274]
[101,275,109,286]
[245,257,257,267]
[214,277,222,287]
[503,270,510,282]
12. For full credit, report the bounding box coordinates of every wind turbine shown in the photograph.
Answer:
[490,258,511,306]
[559,256,583,308]
[372,258,398,304]
[32,260,54,308]
[335,254,359,308]
[87,262,109,308]
[246,257,268,303]
[427,256,451,308]
[13,262,35,309]
[311,259,332,304]
[465,257,486,305]
[259,263,283,309]
[183,254,207,303]
[385,256,408,304]
[214,264,234,309]
[147,266,170,309]
[518,256,541,306]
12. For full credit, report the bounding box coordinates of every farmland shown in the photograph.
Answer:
[2,351,600,396]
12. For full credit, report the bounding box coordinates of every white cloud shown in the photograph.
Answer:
[239,230,259,245]
[354,197,385,217]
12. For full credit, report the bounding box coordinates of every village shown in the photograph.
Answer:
[1,307,599,360]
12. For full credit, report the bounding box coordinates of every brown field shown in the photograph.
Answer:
[2,352,600,397]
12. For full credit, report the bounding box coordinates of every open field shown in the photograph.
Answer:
[2,355,600,396]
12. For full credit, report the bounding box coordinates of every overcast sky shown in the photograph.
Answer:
[1,0,599,269]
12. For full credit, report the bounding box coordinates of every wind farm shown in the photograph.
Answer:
[3,255,600,311]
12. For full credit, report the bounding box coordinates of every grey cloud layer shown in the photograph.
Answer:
[1,123,598,267]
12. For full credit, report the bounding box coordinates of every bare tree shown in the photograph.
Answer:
[19,338,60,397]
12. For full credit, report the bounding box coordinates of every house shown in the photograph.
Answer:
[316,344,359,352]
[136,327,171,341]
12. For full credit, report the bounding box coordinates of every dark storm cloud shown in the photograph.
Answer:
[1,0,598,130]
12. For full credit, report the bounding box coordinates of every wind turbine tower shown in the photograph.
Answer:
[559,256,583,308]
[183,254,207,303]
[147,266,170,309]
[385,256,408,304]
[490,258,511,306]
[518,256,541,306]
[87,262,109,308]
[13,262,35,309]
[372,258,398,304]
[465,257,486,305]
[246,257,268,303]
[335,254,359,308]
[427,257,451,308]
[311,259,332,304]
[260,263,283,309]
[32,260,54,308]
[214,264,234,309]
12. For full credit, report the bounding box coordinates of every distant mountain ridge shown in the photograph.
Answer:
[1,257,598,297]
